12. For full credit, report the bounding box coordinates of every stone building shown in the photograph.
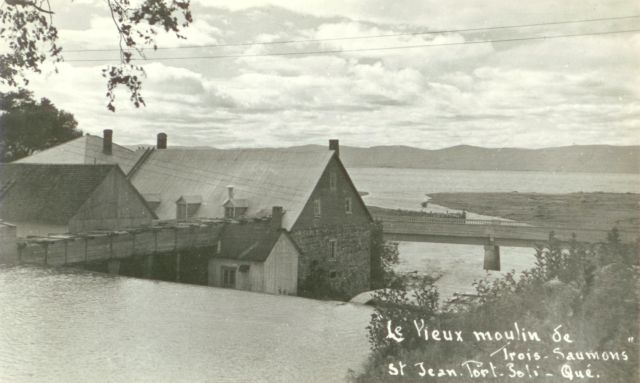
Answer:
[17,131,374,298]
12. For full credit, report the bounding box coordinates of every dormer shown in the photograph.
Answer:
[222,185,248,219]
[176,195,202,221]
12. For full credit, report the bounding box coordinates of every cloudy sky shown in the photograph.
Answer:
[13,0,640,148]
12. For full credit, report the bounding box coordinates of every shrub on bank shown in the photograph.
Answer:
[356,230,639,383]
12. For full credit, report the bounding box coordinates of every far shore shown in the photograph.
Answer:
[366,192,640,232]
[426,192,640,232]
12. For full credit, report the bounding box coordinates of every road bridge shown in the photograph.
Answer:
[378,214,637,271]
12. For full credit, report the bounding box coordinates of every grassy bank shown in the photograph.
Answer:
[427,192,640,231]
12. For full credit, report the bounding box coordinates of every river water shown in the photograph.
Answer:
[0,266,372,383]
[1,168,637,382]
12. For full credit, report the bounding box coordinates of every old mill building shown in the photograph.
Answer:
[14,131,374,298]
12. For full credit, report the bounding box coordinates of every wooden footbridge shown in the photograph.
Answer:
[377,213,637,270]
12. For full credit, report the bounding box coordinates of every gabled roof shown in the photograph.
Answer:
[0,164,117,225]
[129,147,334,230]
[223,199,249,208]
[15,135,145,174]
[218,220,282,262]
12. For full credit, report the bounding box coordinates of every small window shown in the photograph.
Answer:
[345,197,352,214]
[329,271,337,279]
[329,172,337,191]
[328,239,337,259]
[314,198,322,217]
[222,267,236,288]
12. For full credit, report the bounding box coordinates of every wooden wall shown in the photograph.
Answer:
[208,258,265,292]
[69,168,155,233]
[263,234,298,295]
[208,232,299,295]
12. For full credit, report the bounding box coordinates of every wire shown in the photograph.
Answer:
[64,28,640,63]
[62,15,640,52]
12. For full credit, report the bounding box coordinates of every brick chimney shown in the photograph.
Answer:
[329,139,339,158]
[271,206,283,231]
[227,185,234,200]
[103,129,113,155]
[157,133,167,149]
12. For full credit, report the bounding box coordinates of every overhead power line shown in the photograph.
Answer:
[64,28,640,63]
[63,14,640,53]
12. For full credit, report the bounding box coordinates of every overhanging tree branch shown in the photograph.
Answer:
[0,0,193,111]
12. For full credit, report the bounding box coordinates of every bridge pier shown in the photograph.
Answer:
[142,255,154,278]
[176,252,181,282]
[483,244,501,271]
[107,259,121,275]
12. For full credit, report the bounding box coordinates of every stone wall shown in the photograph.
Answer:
[291,222,372,299]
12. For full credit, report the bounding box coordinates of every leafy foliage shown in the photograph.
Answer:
[0,0,62,87]
[366,275,439,354]
[0,90,81,162]
[370,221,400,289]
[0,0,193,111]
[358,230,639,383]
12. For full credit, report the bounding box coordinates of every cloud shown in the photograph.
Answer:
[10,1,639,149]
[193,0,639,29]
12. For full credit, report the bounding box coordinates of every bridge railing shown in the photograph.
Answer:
[378,214,638,243]
[375,214,531,227]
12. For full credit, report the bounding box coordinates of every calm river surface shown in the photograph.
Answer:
[349,167,640,211]
[0,266,371,383]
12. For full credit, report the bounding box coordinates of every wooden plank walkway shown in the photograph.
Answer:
[17,220,226,266]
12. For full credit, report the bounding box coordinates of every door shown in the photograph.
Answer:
[221,266,236,288]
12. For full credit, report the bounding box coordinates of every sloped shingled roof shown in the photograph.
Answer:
[13,136,353,231]
[0,164,117,225]
[218,220,282,262]
[130,147,334,230]
[15,135,145,174]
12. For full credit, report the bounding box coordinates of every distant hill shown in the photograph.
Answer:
[126,143,639,174]
[332,144,640,174]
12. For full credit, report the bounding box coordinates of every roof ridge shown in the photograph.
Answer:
[12,135,86,164]
[84,134,136,154]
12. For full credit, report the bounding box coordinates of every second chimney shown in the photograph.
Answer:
[329,139,339,158]
[157,133,167,149]
[103,129,113,155]
[271,206,283,231]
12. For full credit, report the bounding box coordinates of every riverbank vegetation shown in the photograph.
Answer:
[355,231,639,382]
